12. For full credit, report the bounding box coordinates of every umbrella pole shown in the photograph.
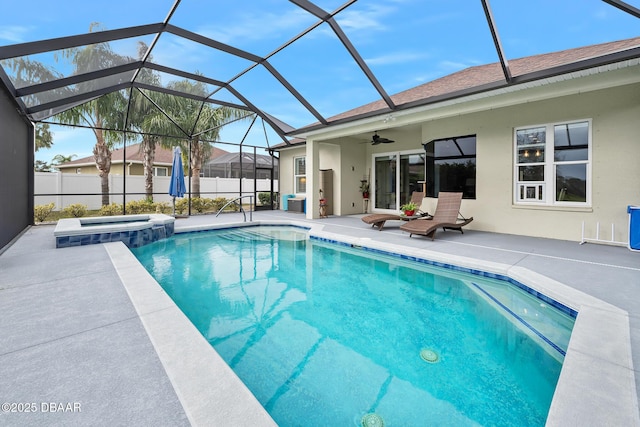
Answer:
[173,196,176,216]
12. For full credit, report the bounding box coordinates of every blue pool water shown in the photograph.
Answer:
[132,226,575,426]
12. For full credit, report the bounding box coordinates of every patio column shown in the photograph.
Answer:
[306,137,320,219]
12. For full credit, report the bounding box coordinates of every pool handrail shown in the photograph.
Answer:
[215,195,253,222]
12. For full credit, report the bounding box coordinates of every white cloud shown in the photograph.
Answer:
[197,9,315,46]
[0,25,32,43]
[335,4,396,33]
[438,59,478,71]
[366,51,430,66]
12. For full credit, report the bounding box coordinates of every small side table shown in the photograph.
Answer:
[363,198,369,213]
[401,212,430,221]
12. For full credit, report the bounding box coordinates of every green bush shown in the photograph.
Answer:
[211,197,229,212]
[63,203,88,218]
[191,197,210,213]
[172,197,233,214]
[258,192,271,206]
[34,203,56,223]
[175,198,189,214]
[99,203,123,216]
[154,202,170,214]
[126,199,157,214]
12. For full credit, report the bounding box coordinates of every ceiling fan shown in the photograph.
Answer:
[371,131,395,145]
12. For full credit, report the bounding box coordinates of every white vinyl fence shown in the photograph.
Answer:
[35,172,279,210]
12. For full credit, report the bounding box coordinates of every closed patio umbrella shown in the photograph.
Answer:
[169,147,186,216]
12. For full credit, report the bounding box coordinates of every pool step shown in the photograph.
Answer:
[218,229,277,243]
[461,279,573,362]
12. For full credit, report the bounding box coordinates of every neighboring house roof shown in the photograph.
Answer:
[205,152,278,167]
[292,36,640,135]
[57,143,229,168]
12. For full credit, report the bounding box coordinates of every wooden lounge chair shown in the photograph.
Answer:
[361,191,425,230]
[399,192,473,239]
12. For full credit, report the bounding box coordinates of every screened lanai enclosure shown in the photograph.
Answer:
[2,0,640,249]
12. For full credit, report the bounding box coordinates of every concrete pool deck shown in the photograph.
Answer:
[1,210,639,426]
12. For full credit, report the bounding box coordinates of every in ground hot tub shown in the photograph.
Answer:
[54,214,175,248]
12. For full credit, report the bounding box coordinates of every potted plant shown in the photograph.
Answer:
[401,201,418,216]
[360,181,370,198]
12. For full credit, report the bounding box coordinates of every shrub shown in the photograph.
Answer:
[191,197,210,213]
[126,199,156,214]
[100,203,123,216]
[63,203,88,218]
[175,198,189,214]
[211,197,229,212]
[154,202,170,214]
[258,193,278,206]
[34,203,56,223]
[172,197,230,214]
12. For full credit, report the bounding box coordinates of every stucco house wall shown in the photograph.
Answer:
[280,64,640,242]
[338,137,369,215]
[278,146,305,200]
[58,162,171,176]
[408,82,640,242]
[59,164,99,175]
[279,145,351,213]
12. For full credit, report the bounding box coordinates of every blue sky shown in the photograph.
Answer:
[1,0,639,163]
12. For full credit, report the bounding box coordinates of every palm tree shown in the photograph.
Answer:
[51,154,77,166]
[34,160,53,172]
[5,60,66,155]
[186,107,245,197]
[128,42,162,201]
[145,79,251,198]
[35,123,54,151]
[46,154,77,172]
[54,23,131,206]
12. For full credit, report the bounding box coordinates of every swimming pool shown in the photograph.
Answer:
[132,225,575,426]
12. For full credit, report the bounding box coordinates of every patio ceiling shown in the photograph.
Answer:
[1,0,640,149]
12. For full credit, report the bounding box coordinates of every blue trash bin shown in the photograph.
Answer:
[628,205,640,251]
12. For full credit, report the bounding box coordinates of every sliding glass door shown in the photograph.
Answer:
[373,151,424,211]
[374,155,396,209]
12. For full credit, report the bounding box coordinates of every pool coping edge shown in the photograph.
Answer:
[104,241,278,427]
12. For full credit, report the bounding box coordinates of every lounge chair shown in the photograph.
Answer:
[399,192,473,239]
[361,191,425,230]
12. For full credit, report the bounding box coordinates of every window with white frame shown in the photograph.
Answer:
[294,156,306,194]
[515,120,590,205]
[154,166,168,176]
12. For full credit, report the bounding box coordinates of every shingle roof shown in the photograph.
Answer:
[322,36,640,124]
[206,151,278,166]
[58,143,229,167]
